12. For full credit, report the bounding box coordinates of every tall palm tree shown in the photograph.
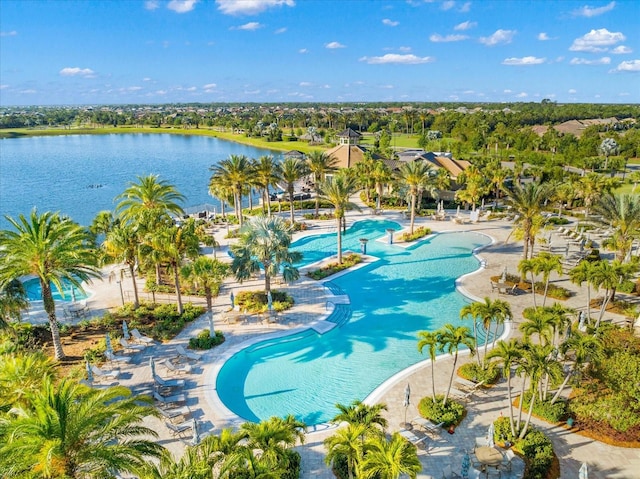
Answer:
[463,298,512,365]
[240,415,306,470]
[593,193,640,262]
[355,152,377,203]
[396,161,433,235]
[437,323,475,405]
[279,156,309,224]
[590,259,630,329]
[324,423,367,479]
[371,160,393,211]
[319,171,361,264]
[115,174,185,230]
[0,279,29,327]
[520,307,554,346]
[208,177,233,220]
[230,215,301,293]
[505,182,551,261]
[518,257,539,308]
[0,211,100,360]
[360,433,422,479]
[104,222,141,308]
[0,378,164,478]
[417,331,439,402]
[254,155,282,216]
[487,339,523,437]
[455,164,489,212]
[181,256,229,336]
[332,400,388,434]
[527,252,564,307]
[198,427,246,473]
[577,173,613,217]
[306,150,337,217]
[148,221,200,315]
[210,154,254,226]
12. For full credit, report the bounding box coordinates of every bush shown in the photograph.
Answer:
[458,361,500,385]
[546,217,570,225]
[235,289,294,313]
[281,450,301,479]
[189,329,225,350]
[519,392,568,423]
[518,429,556,479]
[417,394,466,427]
[617,279,636,294]
[307,253,362,280]
[399,226,432,242]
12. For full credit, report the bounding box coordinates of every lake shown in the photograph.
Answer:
[0,133,280,228]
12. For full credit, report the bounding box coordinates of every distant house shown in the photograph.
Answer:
[325,128,384,169]
[284,150,306,160]
[395,149,469,181]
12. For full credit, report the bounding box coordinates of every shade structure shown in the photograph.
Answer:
[85,360,93,382]
[229,292,235,309]
[501,266,507,282]
[149,356,156,378]
[267,291,273,311]
[487,422,495,448]
[105,333,113,354]
[122,320,130,340]
[402,383,411,425]
[191,418,200,446]
[579,462,588,479]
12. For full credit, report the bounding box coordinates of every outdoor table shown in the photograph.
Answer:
[475,446,503,467]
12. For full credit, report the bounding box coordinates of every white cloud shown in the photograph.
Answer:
[144,0,159,10]
[203,83,217,90]
[479,29,516,46]
[570,28,625,52]
[454,21,476,31]
[185,86,197,91]
[216,0,295,16]
[503,89,512,93]
[502,56,546,66]
[0,30,18,37]
[382,19,399,27]
[430,33,468,43]
[275,27,287,34]
[233,22,262,31]
[0,84,8,89]
[299,81,312,87]
[568,89,577,94]
[59,67,96,77]
[325,41,345,49]
[244,89,261,95]
[515,92,528,98]
[167,0,198,13]
[572,1,616,17]
[441,1,455,11]
[538,32,550,41]
[459,2,471,12]
[20,89,37,94]
[399,46,412,52]
[379,85,394,89]
[298,48,308,54]
[359,53,435,65]
[611,45,632,54]
[570,57,611,65]
[611,59,640,72]
[143,77,152,82]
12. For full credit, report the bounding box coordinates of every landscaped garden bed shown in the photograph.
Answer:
[307,253,362,280]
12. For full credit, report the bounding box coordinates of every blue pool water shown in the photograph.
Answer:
[23,278,89,302]
[216,219,492,425]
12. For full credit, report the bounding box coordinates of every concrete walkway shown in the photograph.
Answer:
[55,205,639,478]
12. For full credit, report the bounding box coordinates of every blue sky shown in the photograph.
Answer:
[1,0,638,106]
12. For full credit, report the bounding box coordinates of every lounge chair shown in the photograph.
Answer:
[153,391,187,407]
[442,464,460,478]
[163,359,193,374]
[119,337,145,352]
[398,429,428,448]
[455,378,486,392]
[154,373,185,390]
[91,364,120,382]
[449,387,475,401]
[176,345,202,361]
[411,417,444,435]
[104,350,131,364]
[165,420,192,437]
[131,328,155,345]
[158,405,191,422]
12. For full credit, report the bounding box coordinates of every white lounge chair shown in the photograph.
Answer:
[131,328,155,345]
[176,345,202,361]
[154,373,185,390]
[163,359,193,374]
[154,391,187,407]
[449,387,475,401]
[119,337,145,352]
[91,364,120,381]
[165,420,192,437]
[398,429,428,447]
[104,350,131,364]
[158,405,191,422]
[411,417,444,435]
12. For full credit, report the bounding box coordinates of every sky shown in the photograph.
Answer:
[1,0,639,106]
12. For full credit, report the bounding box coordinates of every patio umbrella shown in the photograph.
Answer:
[565,243,570,258]
[267,291,273,311]
[456,205,461,217]
[461,452,470,479]
[85,360,93,383]
[105,333,113,354]
[191,418,200,446]
[403,383,411,425]
[149,356,156,378]
[501,266,507,283]
[579,462,588,479]
[230,292,235,310]
[487,422,495,448]
[122,320,130,340]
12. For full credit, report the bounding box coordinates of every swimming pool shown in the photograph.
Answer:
[22,277,89,302]
[216,219,493,425]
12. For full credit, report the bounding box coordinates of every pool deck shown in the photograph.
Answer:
[41,202,640,478]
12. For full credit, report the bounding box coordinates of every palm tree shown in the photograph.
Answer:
[181,256,229,336]
[230,215,301,293]
[115,174,185,230]
[208,177,233,221]
[590,259,630,329]
[279,156,309,224]
[456,164,489,212]
[360,433,422,479]
[569,260,597,321]
[466,298,512,365]
[137,446,211,479]
[0,378,164,478]
[437,323,475,405]
[0,279,29,327]
[371,160,393,211]
[577,173,612,217]
[240,415,306,470]
[355,152,377,203]
[254,155,281,216]
[89,210,118,245]
[599,138,619,172]
[520,307,554,346]
[505,182,551,261]
[324,423,367,479]
[104,222,141,308]
[518,257,539,308]
[148,221,200,315]
[332,400,388,434]
[487,339,523,437]
[0,351,56,413]
[319,171,361,264]
[306,150,337,217]
[593,193,640,262]
[210,154,254,226]
[396,161,433,235]
[0,211,100,360]
[528,252,564,307]
[417,331,439,402]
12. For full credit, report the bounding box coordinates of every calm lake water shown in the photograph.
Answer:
[0,134,279,228]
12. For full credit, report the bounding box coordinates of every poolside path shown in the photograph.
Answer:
[68,204,639,478]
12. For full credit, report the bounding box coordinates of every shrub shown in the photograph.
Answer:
[518,429,556,479]
[307,253,362,280]
[235,289,294,313]
[519,392,568,423]
[399,226,432,242]
[417,394,466,427]
[546,217,570,225]
[458,361,500,385]
[281,450,301,479]
[617,279,636,294]
[189,329,225,350]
